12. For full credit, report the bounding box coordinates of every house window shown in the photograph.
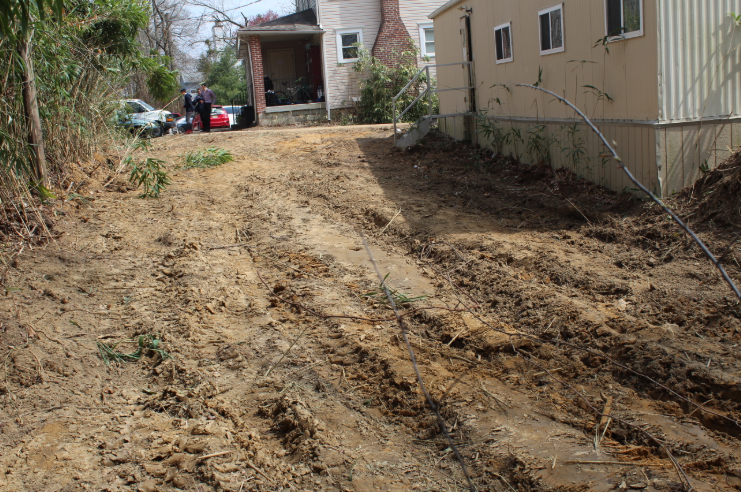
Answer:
[538,4,564,55]
[419,23,435,57]
[606,0,643,39]
[336,28,363,62]
[494,22,513,63]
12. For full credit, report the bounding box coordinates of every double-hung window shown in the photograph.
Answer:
[419,23,435,57]
[336,28,363,63]
[494,22,513,63]
[538,4,564,55]
[605,0,643,39]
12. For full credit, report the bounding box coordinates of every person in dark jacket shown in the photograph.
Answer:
[192,88,204,131]
[199,83,216,133]
[181,88,195,125]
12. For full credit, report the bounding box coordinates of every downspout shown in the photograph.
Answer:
[655,0,663,196]
[318,1,331,121]
[246,36,259,126]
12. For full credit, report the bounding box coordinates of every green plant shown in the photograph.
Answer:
[182,147,234,169]
[559,122,590,175]
[525,124,555,165]
[96,334,171,366]
[128,157,170,198]
[362,273,427,306]
[351,44,438,124]
[583,85,614,103]
[476,114,505,155]
[699,159,711,174]
[503,126,524,160]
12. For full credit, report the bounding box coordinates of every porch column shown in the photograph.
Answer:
[249,35,266,115]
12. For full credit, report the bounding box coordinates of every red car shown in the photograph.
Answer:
[193,105,230,131]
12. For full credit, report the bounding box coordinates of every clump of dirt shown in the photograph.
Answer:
[674,150,741,229]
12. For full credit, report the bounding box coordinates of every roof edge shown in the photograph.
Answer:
[429,0,465,19]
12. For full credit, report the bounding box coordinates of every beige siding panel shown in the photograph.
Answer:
[665,127,683,195]
[715,121,733,165]
[646,128,658,194]
[433,0,660,122]
[321,0,382,108]
[682,125,700,189]
[656,128,666,196]
[399,0,444,74]
[732,121,741,150]
[698,123,716,170]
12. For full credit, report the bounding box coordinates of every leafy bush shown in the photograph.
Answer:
[183,147,234,169]
[128,157,170,198]
[351,45,438,124]
[0,0,176,195]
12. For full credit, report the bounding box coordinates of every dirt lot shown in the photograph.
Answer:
[1,124,741,492]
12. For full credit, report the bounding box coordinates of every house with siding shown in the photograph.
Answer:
[236,0,444,126]
[429,0,741,197]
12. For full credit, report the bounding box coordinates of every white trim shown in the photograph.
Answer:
[493,21,513,64]
[418,22,435,57]
[538,3,564,56]
[603,0,644,41]
[335,28,364,63]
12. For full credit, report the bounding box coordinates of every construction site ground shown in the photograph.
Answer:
[2,124,741,492]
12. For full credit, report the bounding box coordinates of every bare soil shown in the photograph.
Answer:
[2,125,741,492]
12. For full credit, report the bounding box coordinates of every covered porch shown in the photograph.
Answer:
[237,10,327,126]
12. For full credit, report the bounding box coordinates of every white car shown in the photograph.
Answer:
[121,99,176,132]
[221,105,242,127]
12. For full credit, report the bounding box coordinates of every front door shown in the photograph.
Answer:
[267,50,296,84]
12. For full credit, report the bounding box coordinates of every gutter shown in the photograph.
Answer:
[429,0,465,19]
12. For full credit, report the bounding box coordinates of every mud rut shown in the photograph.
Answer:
[1,126,740,492]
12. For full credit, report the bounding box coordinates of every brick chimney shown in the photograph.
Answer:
[372,0,414,66]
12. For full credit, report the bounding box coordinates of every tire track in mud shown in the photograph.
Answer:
[1,127,740,491]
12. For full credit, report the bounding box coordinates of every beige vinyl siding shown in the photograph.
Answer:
[457,0,660,122]
[321,0,382,108]
[399,1,444,77]
[433,0,662,193]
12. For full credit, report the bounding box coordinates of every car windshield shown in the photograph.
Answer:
[138,100,155,111]
[223,107,236,114]
[127,100,155,113]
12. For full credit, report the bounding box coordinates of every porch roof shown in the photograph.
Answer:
[238,9,321,33]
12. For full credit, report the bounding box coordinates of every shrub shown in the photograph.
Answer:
[351,45,438,124]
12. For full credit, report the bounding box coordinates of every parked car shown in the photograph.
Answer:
[120,99,176,132]
[172,105,231,133]
[117,114,165,138]
[184,105,230,131]
[221,105,242,127]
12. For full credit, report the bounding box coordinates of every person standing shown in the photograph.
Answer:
[192,88,204,132]
[181,88,195,123]
[200,83,216,133]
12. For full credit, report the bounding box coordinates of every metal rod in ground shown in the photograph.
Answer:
[516,83,741,302]
[359,231,477,492]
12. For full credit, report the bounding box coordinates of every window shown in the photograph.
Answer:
[605,0,643,39]
[419,23,435,57]
[494,22,513,63]
[336,28,363,62]
[538,4,564,55]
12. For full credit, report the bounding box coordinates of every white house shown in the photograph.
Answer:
[236,0,445,125]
